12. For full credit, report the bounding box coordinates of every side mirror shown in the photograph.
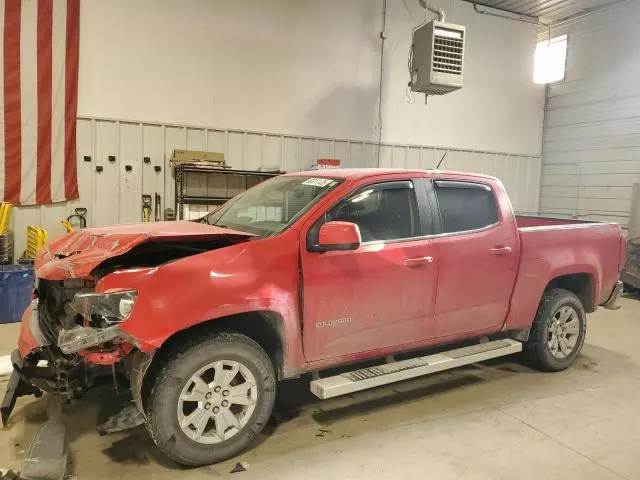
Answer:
[316,221,361,252]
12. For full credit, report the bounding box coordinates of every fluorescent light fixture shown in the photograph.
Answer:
[534,34,568,84]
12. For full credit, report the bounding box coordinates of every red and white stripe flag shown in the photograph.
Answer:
[0,0,79,206]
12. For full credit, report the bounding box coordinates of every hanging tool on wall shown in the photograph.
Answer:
[142,195,152,222]
[66,208,88,231]
[154,193,161,222]
[61,220,74,233]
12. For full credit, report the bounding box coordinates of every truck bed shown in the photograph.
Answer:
[504,215,625,332]
[515,215,600,229]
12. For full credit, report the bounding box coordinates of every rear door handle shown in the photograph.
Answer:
[489,246,512,255]
[404,256,434,267]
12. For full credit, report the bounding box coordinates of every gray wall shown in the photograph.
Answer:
[540,1,640,228]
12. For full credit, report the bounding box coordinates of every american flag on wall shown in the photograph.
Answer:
[0,0,79,206]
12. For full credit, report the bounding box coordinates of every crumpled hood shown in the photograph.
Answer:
[35,221,254,280]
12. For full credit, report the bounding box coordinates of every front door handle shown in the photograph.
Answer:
[489,246,512,255]
[404,256,434,267]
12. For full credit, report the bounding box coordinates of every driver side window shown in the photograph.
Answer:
[327,182,419,242]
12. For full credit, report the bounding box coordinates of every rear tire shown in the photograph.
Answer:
[523,288,586,372]
[145,330,276,466]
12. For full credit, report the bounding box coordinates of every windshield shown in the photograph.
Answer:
[203,176,342,236]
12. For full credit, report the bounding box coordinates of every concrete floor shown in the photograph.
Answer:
[1,298,639,479]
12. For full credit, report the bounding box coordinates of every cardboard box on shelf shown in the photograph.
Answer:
[171,150,225,166]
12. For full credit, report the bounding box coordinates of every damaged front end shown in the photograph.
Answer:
[2,222,255,429]
[1,279,140,426]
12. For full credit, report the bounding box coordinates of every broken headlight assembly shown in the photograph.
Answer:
[57,290,137,354]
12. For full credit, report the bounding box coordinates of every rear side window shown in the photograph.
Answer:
[434,181,499,233]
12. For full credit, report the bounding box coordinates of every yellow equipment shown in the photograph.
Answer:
[0,202,13,234]
[24,225,48,259]
[142,195,152,223]
[61,219,75,233]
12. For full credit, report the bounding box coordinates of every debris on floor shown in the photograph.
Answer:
[229,462,249,474]
[97,404,145,435]
[0,470,20,480]
[20,397,68,480]
[314,427,331,438]
[13,441,24,455]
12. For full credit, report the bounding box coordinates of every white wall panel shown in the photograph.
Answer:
[282,137,301,174]
[164,127,187,214]
[142,124,166,219]
[186,128,206,152]
[300,139,316,172]
[227,132,245,170]
[119,123,143,224]
[11,117,541,256]
[379,145,392,168]
[540,2,640,228]
[94,120,119,227]
[245,134,263,172]
[263,136,283,171]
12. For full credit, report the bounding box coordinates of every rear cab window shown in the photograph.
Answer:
[433,180,499,234]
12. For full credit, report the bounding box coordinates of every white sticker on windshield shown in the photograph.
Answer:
[301,178,334,187]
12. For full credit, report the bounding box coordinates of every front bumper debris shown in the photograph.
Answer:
[2,351,67,479]
[602,280,623,310]
[97,404,145,436]
[1,350,42,427]
[20,396,68,480]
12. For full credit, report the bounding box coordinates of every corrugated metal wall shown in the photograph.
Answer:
[540,2,640,228]
[11,116,541,256]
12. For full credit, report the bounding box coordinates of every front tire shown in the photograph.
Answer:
[145,331,276,466]
[523,288,586,372]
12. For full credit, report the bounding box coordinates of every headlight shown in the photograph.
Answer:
[58,325,120,354]
[59,290,138,354]
[70,290,137,327]
[118,296,135,318]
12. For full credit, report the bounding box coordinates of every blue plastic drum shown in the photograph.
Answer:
[0,265,35,324]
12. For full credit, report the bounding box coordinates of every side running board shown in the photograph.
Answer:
[310,339,522,399]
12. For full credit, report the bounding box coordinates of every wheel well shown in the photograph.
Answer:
[546,273,595,312]
[136,311,285,412]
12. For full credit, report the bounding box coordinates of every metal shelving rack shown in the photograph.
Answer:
[174,165,282,220]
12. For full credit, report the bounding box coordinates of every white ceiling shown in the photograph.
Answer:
[465,0,627,24]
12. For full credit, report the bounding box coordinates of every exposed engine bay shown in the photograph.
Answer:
[91,239,240,277]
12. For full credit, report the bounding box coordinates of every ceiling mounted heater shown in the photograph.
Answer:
[410,20,466,96]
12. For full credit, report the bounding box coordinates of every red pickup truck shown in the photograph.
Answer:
[2,169,625,466]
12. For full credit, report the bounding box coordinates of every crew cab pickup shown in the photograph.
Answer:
[2,169,626,466]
